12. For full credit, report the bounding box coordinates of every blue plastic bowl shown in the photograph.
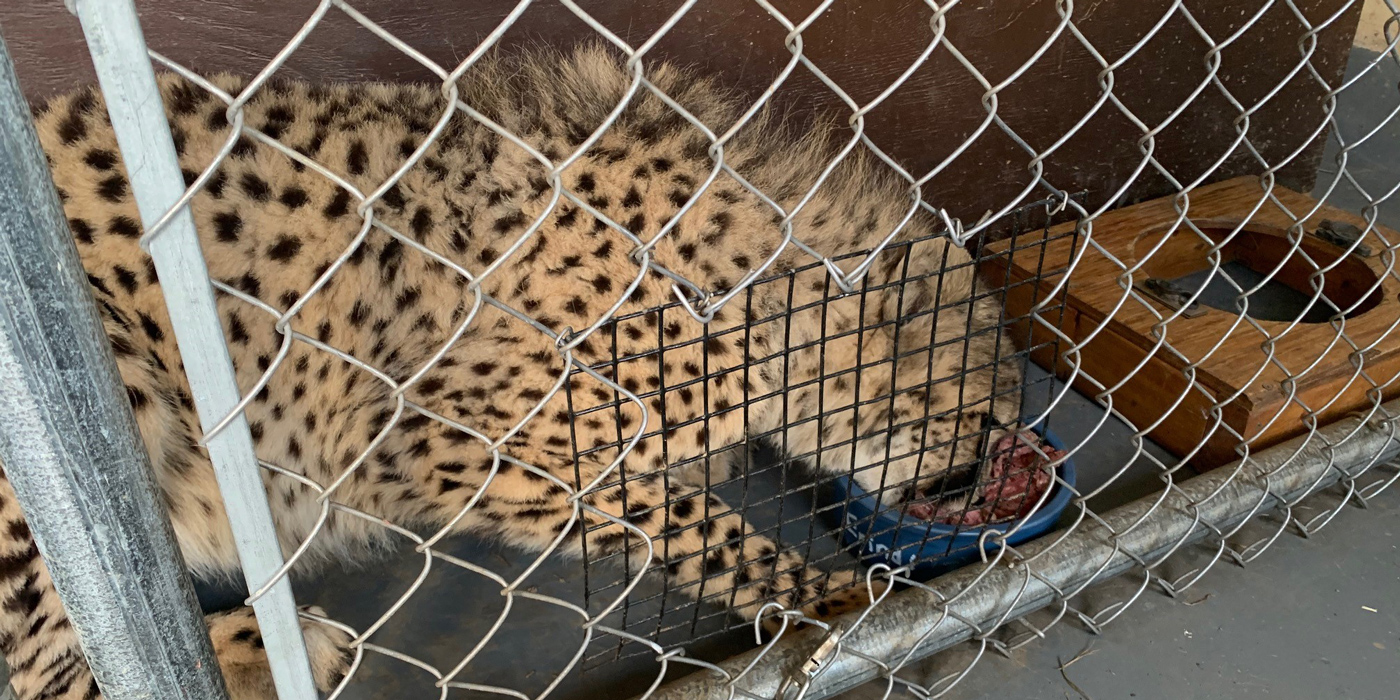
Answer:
[828,427,1076,579]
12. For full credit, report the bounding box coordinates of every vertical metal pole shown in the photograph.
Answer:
[0,654,18,700]
[0,32,229,700]
[65,0,321,698]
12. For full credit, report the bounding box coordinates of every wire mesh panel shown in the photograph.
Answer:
[568,206,1079,665]
[7,1,1400,700]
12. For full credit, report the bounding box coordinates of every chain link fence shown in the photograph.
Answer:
[1,1,1398,699]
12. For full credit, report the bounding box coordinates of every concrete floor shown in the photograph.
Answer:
[194,33,1400,700]
[844,482,1400,700]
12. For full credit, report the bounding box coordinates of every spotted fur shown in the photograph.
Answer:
[1,45,1021,699]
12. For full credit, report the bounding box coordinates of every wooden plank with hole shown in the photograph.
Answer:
[980,175,1400,470]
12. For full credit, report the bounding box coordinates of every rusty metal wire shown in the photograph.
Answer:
[46,1,1400,699]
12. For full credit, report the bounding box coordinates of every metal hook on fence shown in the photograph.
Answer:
[774,624,844,700]
[672,283,718,324]
[937,208,969,247]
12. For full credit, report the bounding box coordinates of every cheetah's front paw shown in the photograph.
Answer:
[761,573,890,636]
[207,605,354,699]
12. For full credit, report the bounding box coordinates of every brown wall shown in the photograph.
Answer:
[1,0,1363,237]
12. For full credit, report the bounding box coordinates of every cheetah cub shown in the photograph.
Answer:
[0,45,1022,699]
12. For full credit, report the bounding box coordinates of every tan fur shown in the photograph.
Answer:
[0,45,1020,699]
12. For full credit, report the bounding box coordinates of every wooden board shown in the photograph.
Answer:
[982,176,1400,468]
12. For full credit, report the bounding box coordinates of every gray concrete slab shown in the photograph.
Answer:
[839,482,1400,700]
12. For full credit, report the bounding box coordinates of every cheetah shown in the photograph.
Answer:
[0,44,1023,699]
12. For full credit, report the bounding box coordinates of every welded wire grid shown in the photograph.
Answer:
[573,212,1077,664]
[70,1,1400,699]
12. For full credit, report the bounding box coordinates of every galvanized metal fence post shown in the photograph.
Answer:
[66,0,321,697]
[0,655,17,700]
[0,30,229,700]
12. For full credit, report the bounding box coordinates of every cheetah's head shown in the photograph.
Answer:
[844,410,1021,512]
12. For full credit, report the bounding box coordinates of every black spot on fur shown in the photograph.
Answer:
[395,287,421,311]
[214,212,242,242]
[379,239,403,271]
[207,170,227,198]
[323,189,352,219]
[167,81,205,115]
[279,187,309,209]
[672,497,695,520]
[266,104,295,123]
[381,183,406,212]
[137,312,164,342]
[231,136,256,159]
[69,218,94,244]
[240,172,271,201]
[170,125,188,156]
[97,174,127,202]
[57,113,87,145]
[346,140,368,175]
[486,188,512,207]
[493,211,527,233]
[411,207,433,238]
[348,301,368,327]
[108,216,141,239]
[207,106,230,130]
[236,273,261,298]
[267,235,302,262]
[84,149,117,171]
[86,274,113,298]
[228,313,250,344]
[260,120,287,141]
[555,207,579,229]
[112,266,138,294]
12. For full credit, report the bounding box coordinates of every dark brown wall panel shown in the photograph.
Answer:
[1,1,1362,238]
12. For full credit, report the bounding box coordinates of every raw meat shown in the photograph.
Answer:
[904,431,1062,526]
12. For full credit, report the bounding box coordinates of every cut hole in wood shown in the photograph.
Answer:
[1132,220,1383,323]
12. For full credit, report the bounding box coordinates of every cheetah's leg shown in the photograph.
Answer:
[0,473,350,700]
[561,472,884,630]
[206,606,352,700]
